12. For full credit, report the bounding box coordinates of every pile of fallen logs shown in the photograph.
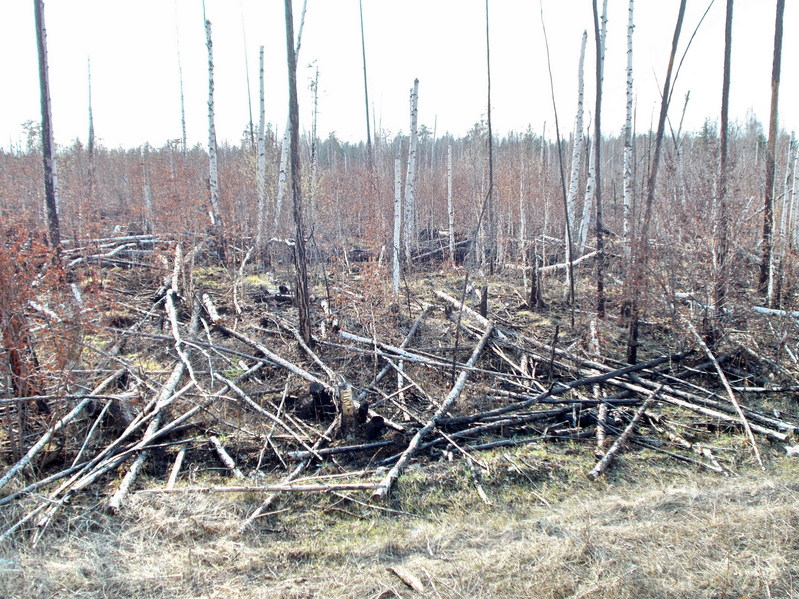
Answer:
[62,233,160,268]
[1,248,798,539]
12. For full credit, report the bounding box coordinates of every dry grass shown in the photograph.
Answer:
[3,445,799,599]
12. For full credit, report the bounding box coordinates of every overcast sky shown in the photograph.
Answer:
[1,1,797,150]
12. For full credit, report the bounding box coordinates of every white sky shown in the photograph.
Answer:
[1,1,797,150]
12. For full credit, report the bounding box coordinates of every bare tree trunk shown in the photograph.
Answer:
[255,46,267,253]
[760,0,785,305]
[780,134,795,239]
[393,151,402,295]
[274,127,290,236]
[484,0,496,276]
[203,13,224,261]
[714,0,733,317]
[593,0,607,318]
[241,14,255,150]
[142,146,154,234]
[580,1,607,256]
[359,0,372,167]
[174,13,188,155]
[622,0,635,264]
[403,79,419,264]
[86,58,96,229]
[33,0,61,253]
[566,31,587,258]
[790,141,799,247]
[310,67,319,223]
[273,0,308,238]
[448,142,455,262]
[284,0,312,345]
[540,4,575,322]
[626,0,687,363]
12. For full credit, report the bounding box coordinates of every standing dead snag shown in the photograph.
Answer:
[403,79,420,264]
[372,323,494,500]
[33,0,61,253]
[284,0,312,345]
[760,0,785,305]
[203,13,225,261]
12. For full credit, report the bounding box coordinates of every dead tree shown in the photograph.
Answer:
[359,0,372,167]
[760,0,785,305]
[203,12,225,260]
[626,0,686,363]
[284,0,312,345]
[33,0,61,253]
[714,0,734,318]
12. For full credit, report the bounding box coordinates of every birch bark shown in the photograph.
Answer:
[393,152,402,295]
[255,46,267,251]
[622,0,635,262]
[448,142,455,262]
[403,79,420,263]
[205,18,222,231]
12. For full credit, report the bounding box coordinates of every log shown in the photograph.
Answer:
[140,482,382,494]
[166,444,187,490]
[210,435,245,479]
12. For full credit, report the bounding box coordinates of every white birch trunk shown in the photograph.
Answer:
[87,58,96,218]
[255,46,267,250]
[566,32,587,234]
[142,156,154,233]
[790,140,799,247]
[622,0,635,262]
[780,134,795,239]
[403,79,420,263]
[393,153,402,295]
[579,130,595,254]
[519,156,528,290]
[175,16,187,155]
[310,67,319,222]
[564,31,587,292]
[273,126,290,235]
[205,18,222,228]
[447,142,455,261]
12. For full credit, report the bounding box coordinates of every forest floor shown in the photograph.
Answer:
[2,241,799,598]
